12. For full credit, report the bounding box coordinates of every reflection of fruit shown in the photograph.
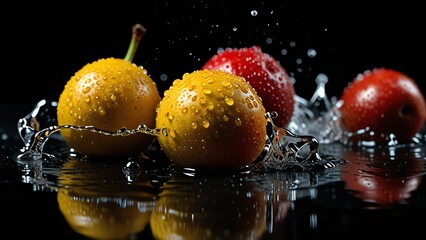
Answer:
[338,68,426,143]
[202,46,295,128]
[57,158,155,239]
[150,176,267,239]
[57,24,161,157]
[341,146,424,206]
[155,69,267,170]
[58,189,152,240]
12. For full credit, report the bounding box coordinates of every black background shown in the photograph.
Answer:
[2,1,425,104]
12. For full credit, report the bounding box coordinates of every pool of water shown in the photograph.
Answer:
[1,103,426,239]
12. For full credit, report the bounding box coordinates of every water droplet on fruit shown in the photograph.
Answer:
[203,88,212,94]
[82,86,91,94]
[222,80,231,87]
[234,118,242,126]
[223,115,229,122]
[98,107,106,116]
[202,120,210,128]
[207,103,214,110]
[225,96,234,106]
[167,113,174,120]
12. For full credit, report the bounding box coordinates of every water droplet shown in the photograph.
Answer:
[160,73,168,81]
[307,49,317,58]
[82,86,91,94]
[167,113,174,120]
[207,103,214,111]
[223,115,229,122]
[240,86,248,93]
[169,129,176,138]
[234,118,242,126]
[182,107,188,114]
[203,88,212,94]
[98,107,106,116]
[202,120,210,128]
[222,81,231,87]
[191,122,198,129]
[250,10,258,16]
[225,96,234,106]
[124,160,140,171]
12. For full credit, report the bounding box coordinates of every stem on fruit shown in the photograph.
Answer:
[124,23,147,62]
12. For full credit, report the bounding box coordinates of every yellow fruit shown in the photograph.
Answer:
[155,69,267,170]
[57,24,161,157]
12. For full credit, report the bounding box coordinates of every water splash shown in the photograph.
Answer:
[251,112,322,171]
[287,73,342,144]
[15,99,328,171]
[16,100,168,161]
[16,73,366,171]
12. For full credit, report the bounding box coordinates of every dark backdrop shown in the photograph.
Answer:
[2,1,425,104]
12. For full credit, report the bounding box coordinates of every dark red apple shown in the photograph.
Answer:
[338,68,426,143]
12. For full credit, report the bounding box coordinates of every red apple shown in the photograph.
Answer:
[338,68,426,143]
[201,46,295,128]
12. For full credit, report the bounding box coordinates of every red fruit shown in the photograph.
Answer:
[339,68,426,143]
[201,46,295,128]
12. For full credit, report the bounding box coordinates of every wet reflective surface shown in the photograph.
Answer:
[2,102,426,239]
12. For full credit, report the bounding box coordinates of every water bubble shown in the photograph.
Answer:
[307,49,317,58]
[250,10,258,16]
[160,74,168,81]
[1,133,8,140]
[266,38,273,44]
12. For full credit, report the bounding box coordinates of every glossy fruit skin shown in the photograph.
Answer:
[57,58,161,157]
[202,46,295,128]
[339,68,426,143]
[155,69,267,170]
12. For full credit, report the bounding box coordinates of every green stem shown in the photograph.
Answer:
[124,24,147,62]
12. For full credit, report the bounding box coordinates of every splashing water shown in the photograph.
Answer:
[15,74,350,171]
